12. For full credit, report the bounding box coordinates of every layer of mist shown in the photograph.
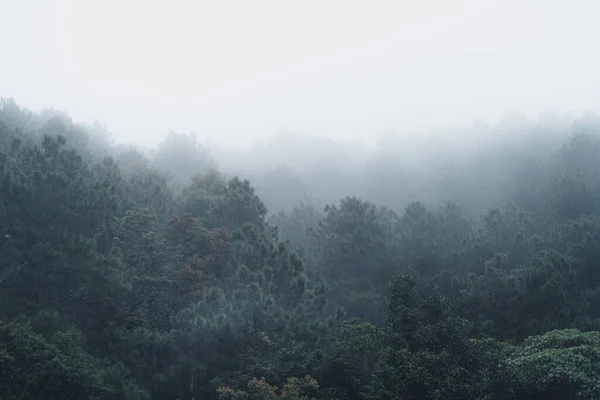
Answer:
[137,109,599,217]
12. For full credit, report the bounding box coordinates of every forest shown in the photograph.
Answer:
[2,97,600,399]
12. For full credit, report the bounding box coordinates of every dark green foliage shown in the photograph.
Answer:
[115,146,174,216]
[0,320,112,399]
[508,329,600,399]
[202,176,268,230]
[459,203,539,273]
[398,201,472,280]
[315,319,383,399]
[314,197,399,324]
[367,274,512,400]
[454,250,585,340]
[217,251,333,391]
[217,375,320,400]
[181,168,227,218]
[269,200,322,255]
[0,133,123,336]
[559,214,600,290]
[5,99,600,399]
[547,134,600,220]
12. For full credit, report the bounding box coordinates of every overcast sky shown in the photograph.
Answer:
[1,0,599,147]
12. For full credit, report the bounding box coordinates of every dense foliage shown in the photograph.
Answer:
[2,98,600,399]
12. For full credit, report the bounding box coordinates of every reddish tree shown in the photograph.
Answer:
[163,214,231,295]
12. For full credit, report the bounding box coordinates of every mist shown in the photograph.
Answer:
[133,110,593,218]
[4,0,600,148]
[4,0,600,213]
[5,1,600,399]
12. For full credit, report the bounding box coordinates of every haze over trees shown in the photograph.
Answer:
[3,97,600,399]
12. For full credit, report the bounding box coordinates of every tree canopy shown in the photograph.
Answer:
[3,99,600,399]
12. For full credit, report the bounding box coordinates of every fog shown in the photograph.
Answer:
[3,0,600,254]
[119,108,596,224]
[3,0,600,149]
[7,1,600,397]
[4,0,600,215]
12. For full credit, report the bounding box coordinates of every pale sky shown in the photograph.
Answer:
[1,0,599,147]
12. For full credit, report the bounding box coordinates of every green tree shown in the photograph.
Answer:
[203,177,268,230]
[0,320,113,399]
[508,329,600,400]
[367,273,510,400]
